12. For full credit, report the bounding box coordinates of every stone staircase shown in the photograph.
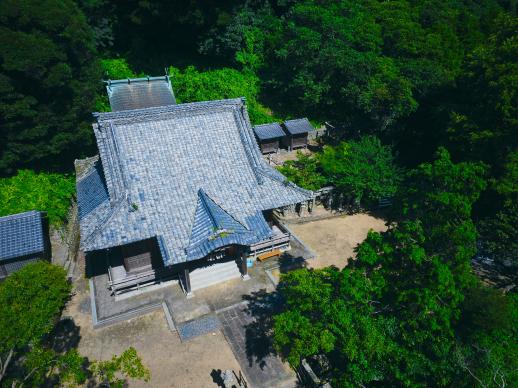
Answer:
[190,260,241,291]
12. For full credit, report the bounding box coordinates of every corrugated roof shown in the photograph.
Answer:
[0,211,46,261]
[77,98,313,266]
[283,118,314,135]
[106,76,176,112]
[253,123,286,140]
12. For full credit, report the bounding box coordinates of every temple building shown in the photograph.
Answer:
[76,77,313,296]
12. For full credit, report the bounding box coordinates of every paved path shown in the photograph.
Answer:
[218,303,296,388]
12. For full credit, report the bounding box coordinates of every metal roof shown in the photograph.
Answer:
[106,76,176,112]
[77,98,313,266]
[283,118,314,135]
[253,123,286,140]
[0,211,46,261]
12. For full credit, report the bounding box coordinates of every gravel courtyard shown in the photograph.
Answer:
[288,213,388,269]
[66,283,242,387]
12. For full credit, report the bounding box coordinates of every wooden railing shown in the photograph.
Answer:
[107,266,157,293]
[249,223,291,255]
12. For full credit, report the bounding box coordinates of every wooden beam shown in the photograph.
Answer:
[240,251,250,281]
[184,268,193,297]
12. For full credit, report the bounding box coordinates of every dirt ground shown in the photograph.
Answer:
[289,213,388,269]
[66,286,241,387]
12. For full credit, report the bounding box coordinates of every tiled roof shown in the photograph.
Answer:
[0,211,46,261]
[106,76,176,112]
[283,118,314,135]
[77,98,313,266]
[253,123,286,140]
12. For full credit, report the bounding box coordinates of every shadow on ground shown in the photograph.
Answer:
[242,290,284,369]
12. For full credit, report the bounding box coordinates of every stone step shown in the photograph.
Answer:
[190,261,241,291]
[190,265,240,286]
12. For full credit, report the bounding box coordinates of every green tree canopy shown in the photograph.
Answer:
[277,151,326,191]
[0,262,150,386]
[169,65,277,124]
[319,136,402,206]
[0,170,75,226]
[0,261,70,382]
[273,147,511,386]
[0,0,100,175]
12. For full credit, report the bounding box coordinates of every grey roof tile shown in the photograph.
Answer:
[77,98,313,266]
[0,211,46,261]
[283,118,314,135]
[253,123,285,140]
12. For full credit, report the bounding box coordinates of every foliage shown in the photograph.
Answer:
[101,58,140,80]
[454,287,518,387]
[0,0,100,174]
[213,0,502,132]
[478,203,518,270]
[446,13,517,169]
[277,152,326,191]
[0,170,75,226]
[394,148,486,269]
[273,149,503,386]
[169,65,277,125]
[90,347,151,387]
[478,149,518,269]
[0,262,70,359]
[319,136,402,206]
[0,262,150,387]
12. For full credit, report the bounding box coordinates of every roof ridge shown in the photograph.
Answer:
[0,210,42,222]
[199,190,248,231]
[94,98,244,122]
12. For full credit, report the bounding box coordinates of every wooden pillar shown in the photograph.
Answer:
[184,268,193,297]
[240,250,250,281]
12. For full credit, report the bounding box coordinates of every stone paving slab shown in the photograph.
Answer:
[218,303,297,388]
[177,314,221,342]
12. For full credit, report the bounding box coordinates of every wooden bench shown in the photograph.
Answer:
[257,249,281,261]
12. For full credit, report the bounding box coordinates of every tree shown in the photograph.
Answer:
[0,0,101,175]
[0,261,70,382]
[277,151,326,191]
[446,13,517,169]
[318,136,402,207]
[273,148,498,386]
[0,170,75,226]
[0,262,150,386]
[394,148,486,271]
[169,65,277,124]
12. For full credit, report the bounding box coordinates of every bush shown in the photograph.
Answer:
[169,65,277,125]
[0,170,75,226]
[277,151,326,191]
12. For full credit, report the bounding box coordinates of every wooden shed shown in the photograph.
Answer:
[253,123,286,154]
[282,118,314,150]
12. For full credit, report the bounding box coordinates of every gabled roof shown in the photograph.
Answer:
[283,118,314,135]
[0,211,47,261]
[77,98,312,265]
[253,123,286,140]
[106,76,176,112]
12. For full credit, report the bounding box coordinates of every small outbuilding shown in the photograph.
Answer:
[253,122,286,154]
[0,211,51,279]
[105,76,176,112]
[282,118,314,150]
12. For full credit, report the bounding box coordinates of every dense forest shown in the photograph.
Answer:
[0,0,516,386]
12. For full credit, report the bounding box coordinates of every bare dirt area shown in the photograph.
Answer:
[66,283,241,387]
[288,213,388,269]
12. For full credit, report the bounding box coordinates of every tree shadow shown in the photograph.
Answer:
[210,369,224,387]
[278,253,306,274]
[46,317,81,353]
[241,290,284,369]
